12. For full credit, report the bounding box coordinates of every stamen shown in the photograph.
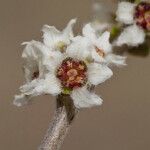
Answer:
[95,46,105,57]
[134,2,150,31]
[56,58,87,90]
[56,41,67,52]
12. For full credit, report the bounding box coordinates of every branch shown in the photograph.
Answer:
[38,94,78,150]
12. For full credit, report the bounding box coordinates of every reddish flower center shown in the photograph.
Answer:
[134,2,150,31]
[56,58,87,90]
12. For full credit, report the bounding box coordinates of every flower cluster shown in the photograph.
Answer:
[14,19,126,109]
[115,1,150,46]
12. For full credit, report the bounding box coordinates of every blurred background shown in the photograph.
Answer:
[0,0,150,149]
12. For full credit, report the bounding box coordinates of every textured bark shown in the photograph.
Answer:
[38,94,78,150]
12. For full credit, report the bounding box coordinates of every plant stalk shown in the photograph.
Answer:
[38,94,78,150]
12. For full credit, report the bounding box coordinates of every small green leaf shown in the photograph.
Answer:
[134,0,141,4]
[110,25,121,41]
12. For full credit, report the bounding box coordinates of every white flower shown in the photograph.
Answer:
[14,41,62,106]
[42,46,113,108]
[67,23,126,66]
[91,21,111,34]
[21,40,49,82]
[42,19,76,51]
[116,2,136,24]
[115,1,150,46]
[115,24,145,47]
[14,19,120,109]
[14,19,77,107]
[14,38,113,109]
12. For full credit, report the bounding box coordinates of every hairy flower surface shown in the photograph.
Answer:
[67,23,126,66]
[42,19,76,51]
[42,45,113,108]
[14,19,124,109]
[115,1,150,46]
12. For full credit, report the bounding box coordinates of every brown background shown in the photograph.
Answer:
[0,0,150,150]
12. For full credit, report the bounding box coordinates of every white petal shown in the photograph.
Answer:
[82,24,112,54]
[13,94,30,107]
[42,19,76,48]
[42,25,61,48]
[43,50,64,73]
[66,36,91,60]
[14,74,61,107]
[82,23,96,41]
[91,21,110,34]
[22,40,49,82]
[91,49,105,63]
[87,63,113,85]
[115,25,145,46]
[105,54,126,67]
[20,79,46,96]
[116,2,135,24]
[22,40,49,59]
[96,31,112,53]
[71,86,103,108]
[43,74,62,95]
[20,74,61,96]
[62,18,76,40]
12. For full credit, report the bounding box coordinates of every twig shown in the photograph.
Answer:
[38,94,78,150]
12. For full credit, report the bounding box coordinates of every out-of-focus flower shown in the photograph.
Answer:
[91,21,111,34]
[14,19,126,109]
[115,1,150,46]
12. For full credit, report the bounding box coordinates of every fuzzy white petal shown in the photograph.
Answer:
[82,23,97,41]
[71,86,103,108]
[66,36,91,60]
[43,50,64,73]
[105,54,126,66]
[22,40,50,59]
[20,79,46,96]
[20,74,61,96]
[13,94,30,107]
[87,63,113,85]
[42,24,59,47]
[62,18,77,39]
[82,24,112,54]
[14,73,61,107]
[116,2,135,24]
[91,21,111,34]
[43,74,62,95]
[42,19,76,48]
[91,49,105,63]
[22,40,49,82]
[115,25,145,46]
[96,31,112,53]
